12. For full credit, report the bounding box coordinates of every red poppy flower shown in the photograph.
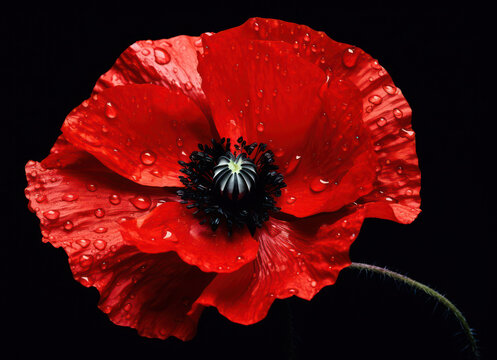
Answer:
[24,18,421,340]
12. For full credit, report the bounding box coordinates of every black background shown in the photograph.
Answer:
[3,1,493,360]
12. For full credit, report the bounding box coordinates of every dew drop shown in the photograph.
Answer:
[383,84,397,95]
[176,138,183,147]
[371,59,382,70]
[256,122,265,132]
[310,280,317,288]
[63,220,73,231]
[162,228,177,242]
[140,150,156,166]
[256,89,264,99]
[94,227,108,234]
[393,108,403,119]
[376,117,387,127]
[399,128,415,140]
[286,196,296,204]
[86,183,97,192]
[184,81,193,91]
[274,148,285,157]
[43,210,60,220]
[130,195,151,210]
[94,239,107,250]
[94,208,105,218]
[62,193,79,202]
[342,47,358,68]
[310,177,330,193]
[35,194,47,203]
[285,155,302,175]
[368,95,383,105]
[76,239,90,248]
[153,47,171,65]
[109,194,121,205]
[236,256,244,262]
[79,254,93,267]
[105,102,117,119]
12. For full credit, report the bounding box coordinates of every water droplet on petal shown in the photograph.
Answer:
[342,47,358,68]
[383,84,397,95]
[256,122,265,132]
[109,194,121,205]
[63,220,73,231]
[43,210,60,220]
[154,47,171,65]
[94,239,107,250]
[76,239,90,248]
[35,194,47,203]
[94,227,108,234]
[393,108,403,119]
[105,102,117,119]
[310,177,330,193]
[285,155,302,175]
[399,128,415,140]
[162,228,177,242]
[140,150,156,166]
[94,208,105,218]
[62,193,79,202]
[368,95,383,105]
[176,138,183,147]
[184,81,193,91]
[286,196,296,204]
[130,195,151,210]
[371,59,382,70]
[376,117,387,127]
[79,254,93,267]
[86,184,97,192]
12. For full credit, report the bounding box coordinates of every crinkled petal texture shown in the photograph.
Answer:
[194,207,364,324]
[25,18,421,341]
[93,35,210,115]
[62,84,213,187]
[25,136,216,340]
[198,18,421,222]
[120,201,259,273]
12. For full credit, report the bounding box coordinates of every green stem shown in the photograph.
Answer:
[348,262,479,359]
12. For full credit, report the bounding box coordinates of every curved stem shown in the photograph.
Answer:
[348,262,479,359]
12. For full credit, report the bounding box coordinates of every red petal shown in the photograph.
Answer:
[25,135,175,286]
[279,78,376,217]
[94,247,214,340]
[120,201,259,273]
[212,18,421,222]
[92,35,210,115]
[61,84,212,187]
[198,33,325,167]
[194,207,364,325]
[25,136,212,340]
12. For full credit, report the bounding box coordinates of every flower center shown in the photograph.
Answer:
[177,137,286,236]
[213,153,257,200]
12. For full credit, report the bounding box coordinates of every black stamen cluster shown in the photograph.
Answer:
[176,137,286,236]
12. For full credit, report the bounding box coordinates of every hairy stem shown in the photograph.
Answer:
[348,262,479,359]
